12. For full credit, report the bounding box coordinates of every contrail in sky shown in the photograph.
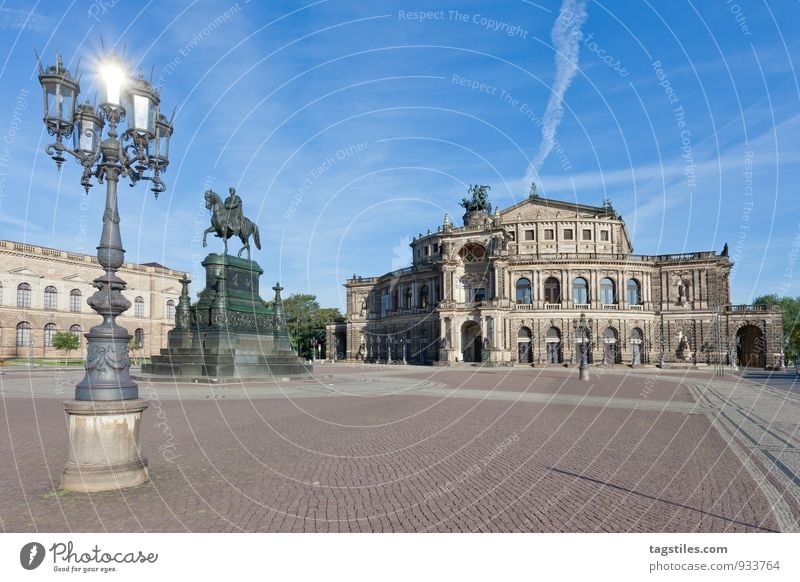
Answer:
[526,0,587,185]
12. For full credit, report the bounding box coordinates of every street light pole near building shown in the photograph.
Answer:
[572,312,592,381]
[37,50,173,400]
[37,48,174,491]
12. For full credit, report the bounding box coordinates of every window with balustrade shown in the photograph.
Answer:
[572,277,589,304]
[544,277,561,304]
[600,278,616,305]
[627,279,641,305]
[516,278,532,304]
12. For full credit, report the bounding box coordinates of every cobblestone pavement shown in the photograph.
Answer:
[0,364,795,532]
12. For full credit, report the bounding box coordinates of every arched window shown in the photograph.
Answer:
[391,289,398,312]
[458,243,487,263]
[165,299,176,320]
[572,277,589,304]
[134,296,145,317]
[44,286,58,310]
[516,277,532,304]
[419,285,429,308]
[69,324,82,346]
[404,287,413,309]
[16,322,30,347]
[626,279,641,305]
[134,328,144,348]
[17,282,31,308]
[70,289,82,312]
[544,277,561,304]
[600,277,615,305]
[44,323,56,347]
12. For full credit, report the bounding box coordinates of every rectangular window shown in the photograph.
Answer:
[432,243,439,253]
[600,230,610,241]
[508,231,515,241]
[544,229,554,240]
[524,229,535,241]
[424,246,430,256]
[582,229,592,241]
[563,229,574,240]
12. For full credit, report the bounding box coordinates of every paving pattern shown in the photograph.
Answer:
[0,364,796,532]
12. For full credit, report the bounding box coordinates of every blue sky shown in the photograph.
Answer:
[0,0,798,308]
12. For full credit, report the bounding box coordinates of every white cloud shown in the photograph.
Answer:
[526,0,587,183]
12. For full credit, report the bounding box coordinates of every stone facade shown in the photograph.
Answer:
[0,239,183,360]
[327,196,784,368]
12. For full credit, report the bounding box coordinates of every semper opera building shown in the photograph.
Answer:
[327,190,783,368]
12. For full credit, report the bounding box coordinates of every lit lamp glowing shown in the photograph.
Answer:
[37,48,175,492]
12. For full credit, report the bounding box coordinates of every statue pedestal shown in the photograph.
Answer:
[61,399,149,492]
[142,254,311,380]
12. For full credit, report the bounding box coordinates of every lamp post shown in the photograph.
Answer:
[572,312,592,381]
[37,49,174,492]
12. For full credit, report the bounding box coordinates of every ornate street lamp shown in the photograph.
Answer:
[572,312,592,381]
[37,49,174,491]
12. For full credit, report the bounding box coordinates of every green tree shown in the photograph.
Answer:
[128,336,143,367]
[268,293,344,359]
[52,331,80,366]
[753,294,800,362]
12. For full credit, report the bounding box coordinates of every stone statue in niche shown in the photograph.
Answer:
[675,330,689,360]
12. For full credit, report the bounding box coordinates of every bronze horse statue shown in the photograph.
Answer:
[202,189,261,259]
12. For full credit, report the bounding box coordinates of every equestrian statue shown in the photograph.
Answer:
[202,187,262,259]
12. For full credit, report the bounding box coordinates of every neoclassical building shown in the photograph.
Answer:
[0,239,184,360]
[327,192,783,368]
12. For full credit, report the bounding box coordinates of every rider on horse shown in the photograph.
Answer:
[224,187,244,233]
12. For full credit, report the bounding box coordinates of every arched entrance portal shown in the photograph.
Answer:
[736,325,766,368]
[517,327,532,363]
[602,327,619,364]
[630,327,643,365]
[461,321,482,362]
[545,326,562,364]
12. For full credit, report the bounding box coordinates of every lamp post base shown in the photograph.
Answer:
[61,399,149,493]
[578,364,589,381]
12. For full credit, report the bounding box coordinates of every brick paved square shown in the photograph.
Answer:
[0,365,796,532]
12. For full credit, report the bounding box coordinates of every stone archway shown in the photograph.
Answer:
[545,326,562,364]
[736,324,766,368]
[517,326,532,363]
[602,327,619,364]
[461,321,482,362]
[630,327,644,365]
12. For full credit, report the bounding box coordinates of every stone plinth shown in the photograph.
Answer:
[61,399,149,492]
[142,254,311,380]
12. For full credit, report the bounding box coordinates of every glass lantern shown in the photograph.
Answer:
[98,53,128,108]
[125,76,158,139]
[38,56,79,137]
[150,113,173,170]
[72,102,103,156]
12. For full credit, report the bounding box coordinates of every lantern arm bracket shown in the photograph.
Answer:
[44,139,100,188]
